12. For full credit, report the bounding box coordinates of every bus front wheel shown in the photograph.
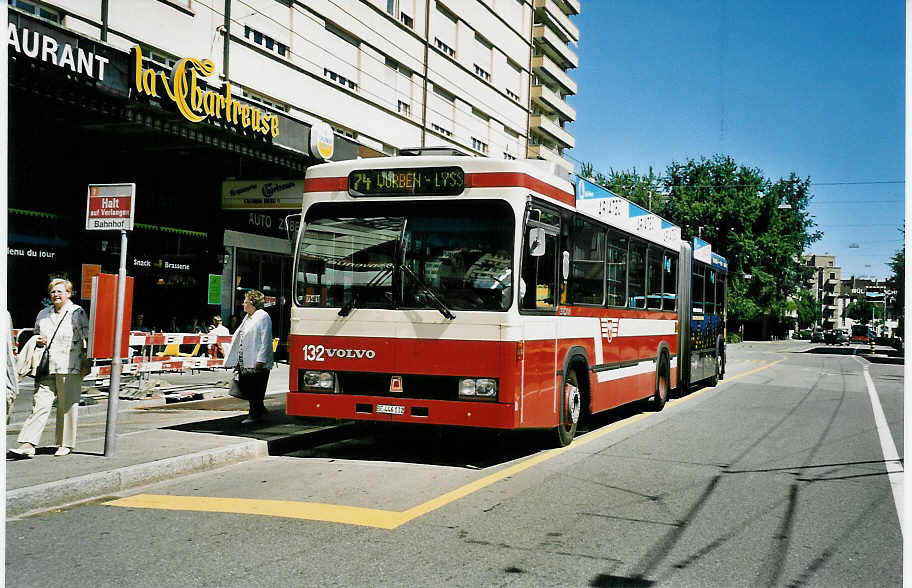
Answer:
[554,369,581,447]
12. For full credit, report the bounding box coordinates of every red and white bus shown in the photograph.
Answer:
[287,153,727,446]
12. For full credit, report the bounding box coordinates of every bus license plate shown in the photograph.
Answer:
[376,404,405,415]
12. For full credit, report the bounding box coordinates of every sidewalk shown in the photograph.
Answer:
[6,364,350,518]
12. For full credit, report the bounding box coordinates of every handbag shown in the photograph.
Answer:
[228,374,246,399]
[34,310,68,380]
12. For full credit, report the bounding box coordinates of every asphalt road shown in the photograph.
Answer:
[6,341,903,587]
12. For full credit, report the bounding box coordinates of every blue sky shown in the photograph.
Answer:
[567,1,904,281]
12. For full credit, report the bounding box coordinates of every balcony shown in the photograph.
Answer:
[531,84,575,122]
[533,24,578,69]
[555,0,581,15]
[533,0,579,43]
[530,115,575,149]
[528,143,573,172]
[532,54,577,95]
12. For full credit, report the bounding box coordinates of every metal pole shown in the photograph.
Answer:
[100,0,108,41]
[104,229,128,456]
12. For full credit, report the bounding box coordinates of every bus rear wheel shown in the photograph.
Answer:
[554,369,581,447]
[653,353,670,411]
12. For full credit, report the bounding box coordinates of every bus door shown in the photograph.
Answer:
[519,214,560,427]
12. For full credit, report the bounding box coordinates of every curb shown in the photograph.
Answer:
[5,421,356,519]
[6,439,269,519]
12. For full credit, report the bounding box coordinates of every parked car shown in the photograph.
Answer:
[810,330,824,343]
[825,329,849,345]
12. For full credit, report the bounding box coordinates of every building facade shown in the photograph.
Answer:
[529,0,578,171]
[840,276,898,337]
[802,254,842,330]
[6,0,581,357]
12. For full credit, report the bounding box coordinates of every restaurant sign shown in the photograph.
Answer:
[131,46,279,137]
[222,179,305,210]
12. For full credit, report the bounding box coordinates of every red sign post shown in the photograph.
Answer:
[88,273,134,359]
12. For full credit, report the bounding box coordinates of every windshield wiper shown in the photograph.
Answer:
[338,294,359,317]
[338,265,394,317]
[399,264,456,320]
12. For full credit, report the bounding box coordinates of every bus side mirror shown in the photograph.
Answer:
[528,227,546,257]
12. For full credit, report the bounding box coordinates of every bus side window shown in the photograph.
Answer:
[570,218,605,305]
[521,226,557,311]
[663,253,678,311]
[606,233,628,307]
[692,266,704,314]
[710,270,718,314]
[646,247,662,310]
[628,241,646,309]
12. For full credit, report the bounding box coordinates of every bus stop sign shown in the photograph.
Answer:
[86,183,136,231]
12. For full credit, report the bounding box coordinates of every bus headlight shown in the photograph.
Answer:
[459,378,497,399]
[302,370,336,392]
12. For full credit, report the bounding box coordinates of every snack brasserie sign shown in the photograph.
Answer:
[131,46,279,137]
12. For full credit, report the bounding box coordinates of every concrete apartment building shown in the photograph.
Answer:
[803,254,842,330]
[7,0,580,353]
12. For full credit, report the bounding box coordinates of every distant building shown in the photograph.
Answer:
[840,276,897,337]
[802,254,842,330]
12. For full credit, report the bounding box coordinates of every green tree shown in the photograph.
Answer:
[794,288,821,329]
[843,296,877,324]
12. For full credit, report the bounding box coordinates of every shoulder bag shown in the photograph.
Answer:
[34,310,69,380]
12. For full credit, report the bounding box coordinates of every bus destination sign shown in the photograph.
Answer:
[348,167,464,197]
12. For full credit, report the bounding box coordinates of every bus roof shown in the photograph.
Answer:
[303,156,728,269]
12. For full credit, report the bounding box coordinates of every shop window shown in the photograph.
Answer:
[431,123,452,137]
[323,68,358,91]
[434,38,455,58]
[241,88,290,112]
[9,0,60,23]
[244,25,287,58]
[331,125,357,140]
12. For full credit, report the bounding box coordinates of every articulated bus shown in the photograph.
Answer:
[287,154,727,446]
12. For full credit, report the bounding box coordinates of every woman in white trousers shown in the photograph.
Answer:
[10,278,89,458]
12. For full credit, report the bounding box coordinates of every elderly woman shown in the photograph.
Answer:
[10,278,90,458]
[224,290,274,424]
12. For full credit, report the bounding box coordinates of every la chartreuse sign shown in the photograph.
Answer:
[131,46,279,138]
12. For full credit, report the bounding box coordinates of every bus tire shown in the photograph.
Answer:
[653,353,670,411]
[717,340,726,381]
[554,368,581,447]
[710,348,720,387]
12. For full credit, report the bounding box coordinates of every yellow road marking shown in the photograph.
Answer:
[107,359,784,528]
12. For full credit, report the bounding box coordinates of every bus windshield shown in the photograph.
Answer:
[295,200,514,312]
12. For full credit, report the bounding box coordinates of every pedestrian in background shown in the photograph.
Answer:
[9,279,90,458]
[223,290,273,424]
[208,315,230,358]
[5,310,18,425]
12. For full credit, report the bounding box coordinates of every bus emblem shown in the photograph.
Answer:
[600,318,619,343]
